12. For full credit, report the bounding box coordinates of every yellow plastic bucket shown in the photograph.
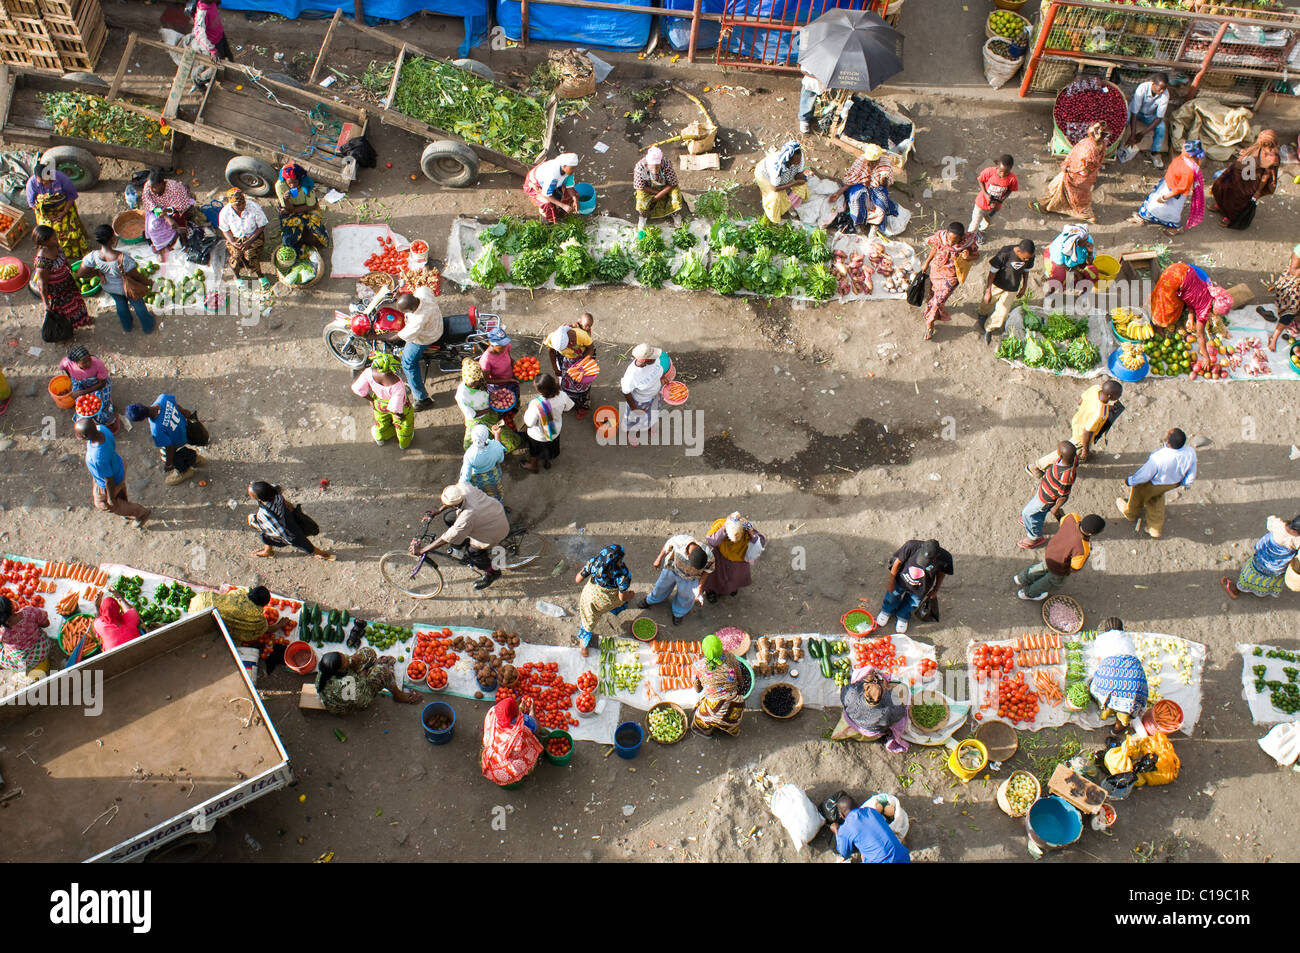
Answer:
[1095,254,1121,290]
[948,738,989,782]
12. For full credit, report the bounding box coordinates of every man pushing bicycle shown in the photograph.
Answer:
[411,483,510,591]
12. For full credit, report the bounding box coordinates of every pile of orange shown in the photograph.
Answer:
[513,356,541,381]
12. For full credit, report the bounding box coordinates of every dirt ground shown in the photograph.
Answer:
[1,3,1297,863]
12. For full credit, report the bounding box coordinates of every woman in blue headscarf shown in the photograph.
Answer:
[1045,222,1098,293]
[754,140,810,224]
[1130,140,1205,234]
[574,544,633,656]
[460,423,507,501]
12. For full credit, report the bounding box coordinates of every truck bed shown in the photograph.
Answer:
[0,611,285,862]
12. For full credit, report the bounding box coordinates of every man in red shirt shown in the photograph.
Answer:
[969,155,1018,238]
[1015,513,1104,601]
[1018,441,1077,549]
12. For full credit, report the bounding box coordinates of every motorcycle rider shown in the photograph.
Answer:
[381,289,442,412]
[410,483,509,590]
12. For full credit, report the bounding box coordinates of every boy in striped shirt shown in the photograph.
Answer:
[1018,441,1077,549]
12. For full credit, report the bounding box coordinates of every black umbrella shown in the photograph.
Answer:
[797,9,904,93]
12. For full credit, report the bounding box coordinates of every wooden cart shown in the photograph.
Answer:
[106,34,369,198]
[308,9,558,188]
[0,64,175,189]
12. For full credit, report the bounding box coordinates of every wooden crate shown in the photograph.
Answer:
[53,11,101,70]
[10,16,56,53]
[37,0,82,18]
[0,0,42,18]
[0,201,31,251]
[41,0,100,43]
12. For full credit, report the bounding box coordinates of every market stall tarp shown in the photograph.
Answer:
[997,305,1108,380]
[663,0,722,51]
[1236,642,1300,725]
[496,0,652,50]
[220,1,489,57]
[723,0,874,64]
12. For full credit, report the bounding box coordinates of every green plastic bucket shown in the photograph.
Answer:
[543,729,574,766]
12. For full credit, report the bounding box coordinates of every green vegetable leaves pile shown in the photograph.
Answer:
[393,57,546,161]
[553,239,595,287]
[39,92,169,151]
[594,245,634,283]
[469,240,508,289]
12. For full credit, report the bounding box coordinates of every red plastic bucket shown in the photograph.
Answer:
[285,640,318,674]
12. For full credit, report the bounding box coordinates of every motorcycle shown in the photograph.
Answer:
[322,287,503,374]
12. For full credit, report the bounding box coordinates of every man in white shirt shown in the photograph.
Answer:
[393,288,442,411]
[217,189,269,285]
[1121,73,1170,168]
[620,343,667,444]
[637,533,715,625]
[799,70,823,134]
[1115,427,1197,538]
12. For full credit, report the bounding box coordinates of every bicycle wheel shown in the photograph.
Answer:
[379,550,445,598]
[496,532,544,570]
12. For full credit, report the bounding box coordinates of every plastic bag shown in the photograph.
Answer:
[745,537,765,563]
[769,783,823,852]
[1105,733,1180,786]
[867,792,910,842]
[1258,721,1300,767]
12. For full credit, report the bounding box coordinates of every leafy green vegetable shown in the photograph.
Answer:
[550,217,587,248]
[636,226,667,256]
[392,56,546,161]
[672,223,697,250]
[593,245,634,283]
[1023,332,1045,366]
[774,223,810,260]
[743,219,781,252]
[635,252,671,289]
[1045,312,1089,341]
[672,249,710,290]
[802,262,836,300]
[805,228,832,264]
[517,220,550,251]
[777,257,803,297]
[39,92,170,151]
[693,184,736,221]
[710,218,743,248]
[1021,304,1046,332]
[708,245,744,296]
[553,239,595,288]
[1037,334,1067,371]
[996,334,1025,361]
[485,215,523,254]
[469,240,508,289]
[1064,336,1101,371]
[742,246,783,296]
[508,248,554,288]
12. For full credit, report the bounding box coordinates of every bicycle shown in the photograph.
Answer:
[378,511,544,599]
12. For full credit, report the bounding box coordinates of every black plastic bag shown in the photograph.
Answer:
[183,228,221,265]
[906,270,929,307]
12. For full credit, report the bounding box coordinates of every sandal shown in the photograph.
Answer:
[1028,201,1044,214]
[1220,576,1239,600]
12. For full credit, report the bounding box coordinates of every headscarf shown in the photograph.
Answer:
[226,187,243,203]
[494,695,520,727]
[280,163,299,181]
[461,356,486,389]
[99,596,125,626]
[533,155,579,195]
[761,140,803,187]
[702,634,724,669]
[67,344,90,363]
[546,327,572,352]
[1209,284,1233,315]
[370,351,400,375]
[709,516,750,563]
[470,423,491,448]
[1095,626,1137,661]
[860,143,885,161]
[1051,223,1092,266]
[583,544,630,592]
[1088,121,1107,141]
[1241,129,1279,163]
[645,146,664,166]
[557,152,580,169]
[1182,140,1205,160]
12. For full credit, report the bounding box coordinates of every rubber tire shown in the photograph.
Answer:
[420,141,479,188]
[61,71,108,88]
[40,146,100,189]
[452,58,496,82]
[143,831,216,863]
[323,325,372,370]
[224,155,278,197]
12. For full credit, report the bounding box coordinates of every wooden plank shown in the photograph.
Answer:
[308,7,342,85]
[385,42,404,108]
[106,29,133,102]
[0,63,15,131]
[162,46,195,121]
[298,683,326,710]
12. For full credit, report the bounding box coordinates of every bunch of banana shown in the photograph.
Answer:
[1119,342,1146,371]
[0,263,18,281]
[1112,306,1154,340]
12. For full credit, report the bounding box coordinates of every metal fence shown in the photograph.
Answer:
[1021,0,1300,106]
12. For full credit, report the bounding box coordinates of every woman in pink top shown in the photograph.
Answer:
[352,352,414,449]
[478,327,518,428]
[94,595,141,652]
[193,0,233,61]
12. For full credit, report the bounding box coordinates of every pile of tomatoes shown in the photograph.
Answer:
[496,661,579,730]
[972,642,1015,680]
[409,628,459,692]
[919,658,937,677]
[364,235,409,275]
[997,672,1040,724]
[513,356,541,381]
[575,691,595,714]
[545,735,572,758]
[577,670,597,693]
[74,394,102,417]
[853,634,905,672]
[1,559,46,610]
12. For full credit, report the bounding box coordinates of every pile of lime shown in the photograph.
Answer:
[989,10,1027,39]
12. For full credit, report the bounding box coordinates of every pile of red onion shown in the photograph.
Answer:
[1053,76,1129,147]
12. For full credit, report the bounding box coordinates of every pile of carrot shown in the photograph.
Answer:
[60,614,99,654]
[655,639,701,692]
[1035,671,1064,706]
[43,562,109,586]
[1015,632,1062,667]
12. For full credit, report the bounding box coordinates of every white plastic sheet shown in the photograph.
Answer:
[1236,642,1300,725]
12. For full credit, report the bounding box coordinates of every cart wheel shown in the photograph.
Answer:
[61,71,108,88]
[452,58,496,82]
[143,831,216,863]
[420,141,480,188]
[40,146,100,189]
[225,155,278,197]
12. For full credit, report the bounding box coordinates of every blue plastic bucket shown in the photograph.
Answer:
[422,701,456,745]
[1025,795,1083,856]
[575,182,596,214]
[613,721,644,759]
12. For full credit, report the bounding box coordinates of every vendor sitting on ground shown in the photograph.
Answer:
[523,153,580,223]
[1044,223,1098,297]
[315,648,422,715]
[824,144,902,237]
[1089,617,1149,730]
[633,146,686,237]
[0,596,49,674]
[830,793,911,863]
[1149,261,1232,368]
[188,584,290,644]
[754,140,809,225]
[832,667,909,753]
[93,593,141,653]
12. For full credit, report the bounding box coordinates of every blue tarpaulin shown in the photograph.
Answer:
[662,0,722,52]
[495,0,653,50]
[220,1,489,57]
[722,0,872,63]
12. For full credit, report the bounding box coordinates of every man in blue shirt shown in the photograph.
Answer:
[1115,427,1197,539]
[1121,73,1170,168]
[124,395,207,486]
[830,794,910,863]
[77,417,150,525]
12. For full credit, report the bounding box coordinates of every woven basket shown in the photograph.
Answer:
[996,770,1041,817]
[994,0,1028,8]
[986,10,1030,42]
[1042,593,1084,635]
[760,683,804,720]
[646,701,688,744]
[1029,57,1077,93]
[908,690,949,734]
